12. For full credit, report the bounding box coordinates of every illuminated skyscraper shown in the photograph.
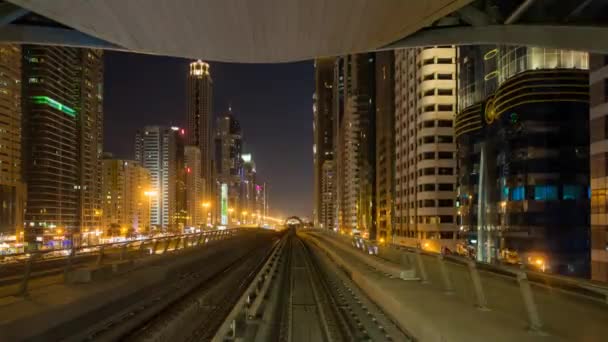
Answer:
[135,126,185,232]
[590,54,608,281]
[393,47,458,251]
[457,46,590,276]
[22,46,104,249]
[375,51,395,242]
[313,57,335,229]
[184,145,204,227]
[102,158,151,237]
[333,54,376,236]
[187,60,213,200]
[0,44,24,243]
[215,113,242,222]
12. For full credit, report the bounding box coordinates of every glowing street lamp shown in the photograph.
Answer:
[202,202,211,208]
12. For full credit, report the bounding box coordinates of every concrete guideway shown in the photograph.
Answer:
[0,229,278,341]
[0,230,238,299]
[302,230,608,342]
[213,229,410,341]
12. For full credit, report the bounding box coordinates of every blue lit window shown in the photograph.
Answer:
[501,187,509,200]
[563,185,582,200]
[511,186,525,201]
[534,185,558,201]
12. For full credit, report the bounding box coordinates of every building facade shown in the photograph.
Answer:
[22,46,103,249]
[320,160,335,231]
[187,61,213,203]
[334,54,375,238]
[0,44,24,248]
[313,57,335,229]
[590,54,608,281]
[375,51,395,242]
[393,47,458,252]
[215,113,242,223]
[184,145,204,228]
[456,46,590,276]
[135,126,185,232]
[241,153,256,224]
[102,158,151,238]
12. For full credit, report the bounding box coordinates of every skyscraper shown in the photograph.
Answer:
[215,113,242,223]
[456,46,590,276]
[102,158,151,237]
[184,145,204,228]
[241,153,256,222]
[333,54,376,237]
[22,46,104,249]
[0,44,24,243]
[135,126,185,232]
[375,51,395,243]
[313,57,335,229]
[187,60,213,201]
[393,47,458,252]
[589,54,608,281]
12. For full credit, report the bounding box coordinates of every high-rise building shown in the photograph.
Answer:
[184,145,204,228]
[313,57,335,229]
[79,49,105,235]
[22,46,104,249]
[241,153,256,223]
[393,47,458,252]
[135,126,185,232]
[0,44,25,246]
[215,113,242,223]
[456,46,590,276]
[187,61,213,201]
[333,54,376,237]
[590,54,608,281]
[102,158,151,238]
[320,160,335,231]
[375,51,395,242]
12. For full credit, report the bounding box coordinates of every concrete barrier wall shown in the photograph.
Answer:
[304,230,608,342]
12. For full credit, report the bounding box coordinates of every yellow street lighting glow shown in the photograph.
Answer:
[144,190,158,196]
[202,202,211,208]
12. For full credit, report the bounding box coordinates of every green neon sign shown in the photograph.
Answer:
[31,96,77,117]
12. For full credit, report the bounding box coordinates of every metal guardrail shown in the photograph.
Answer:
[0,229,242,298]
[307,228,608,334]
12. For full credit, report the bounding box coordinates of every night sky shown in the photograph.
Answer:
[103,51,314,218]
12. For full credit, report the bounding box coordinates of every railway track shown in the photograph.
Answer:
[214,230,412,341]
[60,234,279,342]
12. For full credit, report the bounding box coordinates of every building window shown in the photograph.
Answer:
[439,215,454,223]
[438,152,453,159]
[438,183,453,191]
[437,73,453,80]
[438,199,453,207]
[437,104,453,111]
[437,120,453,127]
[534,185,558,201]
[438,167,453,175]
[437,89,453,96]
[437,135,453,143]
[563,185,582,200]
[511,186,525,201]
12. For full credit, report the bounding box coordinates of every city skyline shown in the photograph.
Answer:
[103,52,314,218]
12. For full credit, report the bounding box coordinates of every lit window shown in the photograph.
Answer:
[534,185,558,201]
[563,185,582,200]
[511,186,525,201]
